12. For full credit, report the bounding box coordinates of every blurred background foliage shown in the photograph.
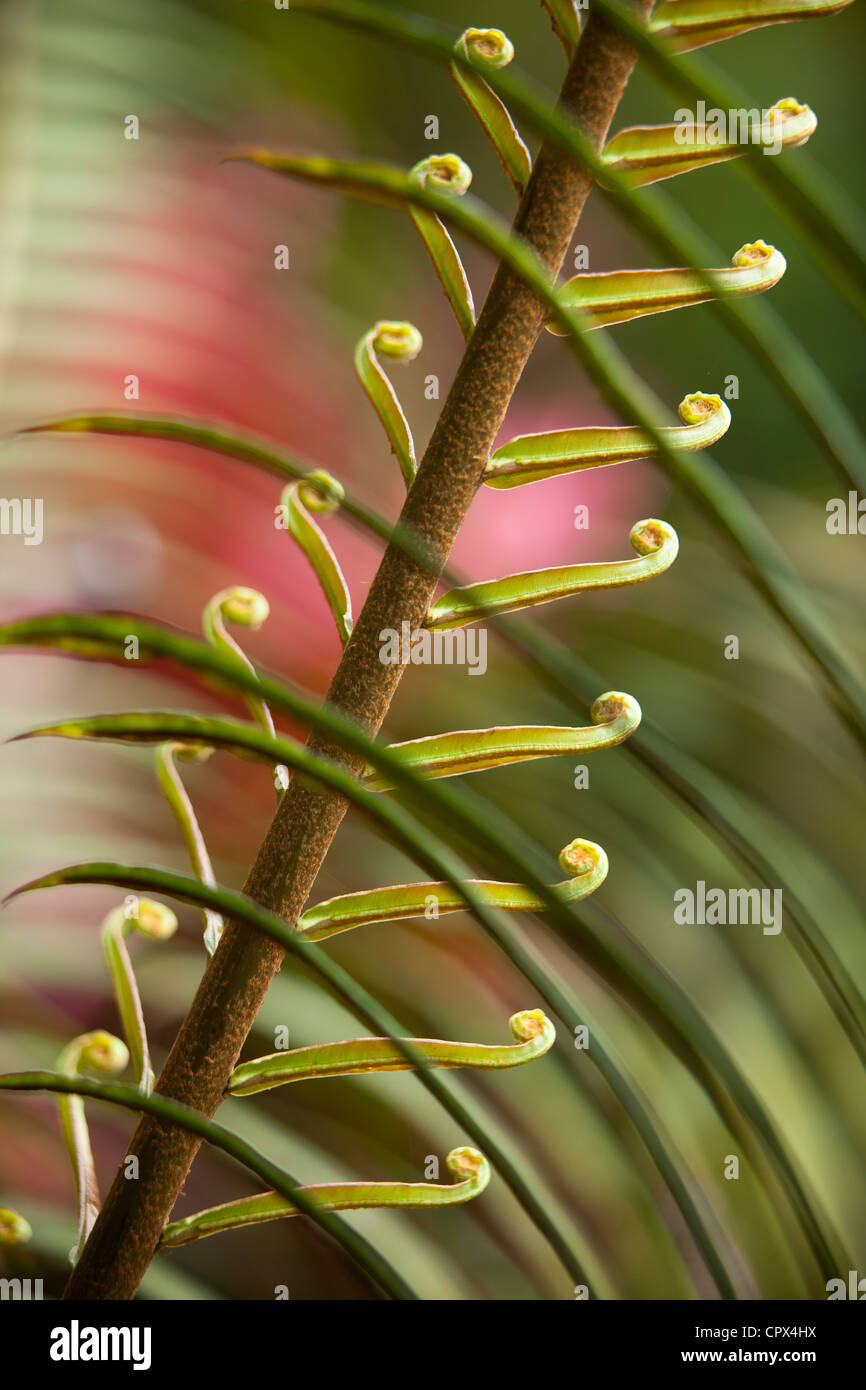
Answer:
[0,0,864,1299]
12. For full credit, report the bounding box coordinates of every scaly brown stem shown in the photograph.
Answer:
[64,9,649,1300]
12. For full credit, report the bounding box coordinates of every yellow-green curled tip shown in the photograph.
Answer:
[508,1008,555,1046]
[75,1030,130,1075]
[370,320,423,362]
[291,468,345,516]
[411,153,473,197]
[0,1208,33,1246]
[106,897,178,941]
[678,391,728,428]
[733,239,780,269]
[213,586,270,630]
[590,690,642,729]
[629,518,677,557]
[459,27,515,67]
[445,1146,489,1184]
[768,97,817,144]
[558,838,608,880]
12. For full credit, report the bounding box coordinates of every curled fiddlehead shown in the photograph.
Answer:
[355,320,424,487]
[427,518,678,628]
[548,241,786,333]
[278,469,353,647]
[159,1147,490,1248]
[56,1031,129,1262]
[296,837,608,940]
[409,155,476,343]
[650,0,853,53]
[484,392,730,489]
[202,585,287,796]
[364,693,641,791]
[102,898,178,1092]
[451,29,532,196]
[602,98,817,187]
[154,742,223,956]
[228,1009,555,1095]
[202,586,272,731]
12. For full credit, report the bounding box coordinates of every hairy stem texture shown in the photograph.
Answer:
[64,10,648,1300]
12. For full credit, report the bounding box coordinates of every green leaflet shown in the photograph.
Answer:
[540,0,583,52]
[602,98,817,188]
[427,519,678,628]
[228,1010,555,1094]
[363,694,641,792]
[409,156,476,342]
[450,31,532,196]
[354,320,422,486]
[55,1032,129,1264]
[650,0,853,53]
[278,469,353,646]
[224,153,480,363]
[17,699,634,819]
[296,839,608,941]
[101,901,178,1091]
[0,1072,417,1298]
[201,587,274,739]
[159,1148,490,1249]
[14,705,634,801]
[202,586,286,800]
[548,242,786,333]
[484,393,730,489]
[154,743,223,955]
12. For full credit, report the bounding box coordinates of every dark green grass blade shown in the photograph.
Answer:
[15,414,439,572]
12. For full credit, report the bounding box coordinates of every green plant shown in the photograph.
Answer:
[1,0,861,1301]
